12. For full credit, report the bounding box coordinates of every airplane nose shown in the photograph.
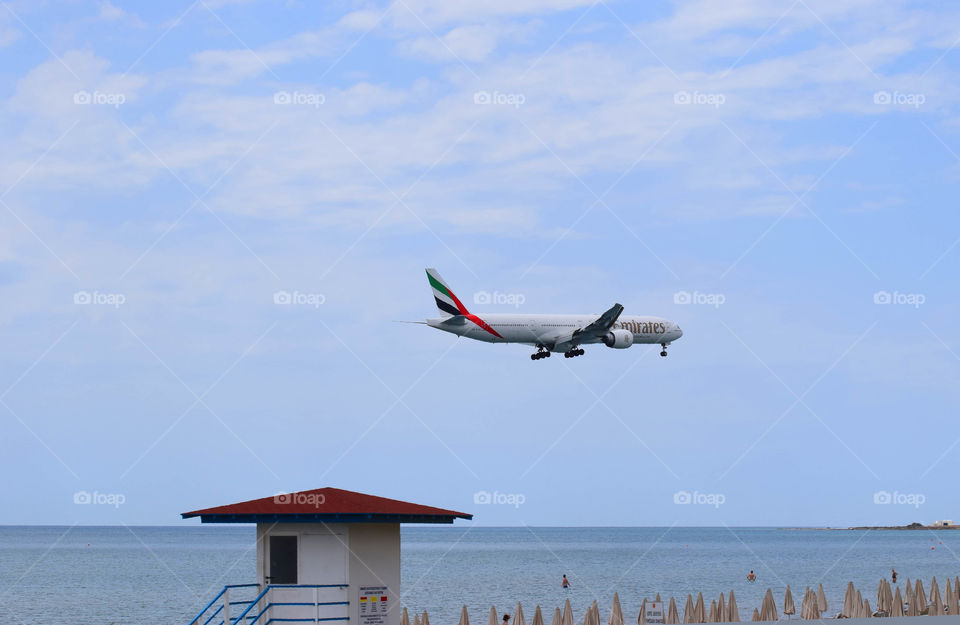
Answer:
[675,325,683,338]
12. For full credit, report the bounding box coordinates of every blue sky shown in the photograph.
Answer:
[1,0,959,526]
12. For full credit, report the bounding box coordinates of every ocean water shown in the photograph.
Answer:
[0,526,957,625]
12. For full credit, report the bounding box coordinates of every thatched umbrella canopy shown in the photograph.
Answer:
[750,609,759,622]
[532,606,545,625]
[609,594,624,625]
[564,600,575,625]
[930,582,944,617]
[949,578,960,616]
[708,600,717,623]
[695,593,705,624]
[728,591,739,623]
[760,589,778,622]
[515,604,526,625]
[783,586,795,617]
[638,599,647,625]
[841,582,858,618]
[552,607,562,625]
[683,595,695,624]
[459,606,471,625]
[414,614,421,625]
[488,606,499,625]
[717,594,726,623]
[402,607,411,625]
[422,611,430,625]
[891,587,904,618]
[915,579,928,614]
[816,584,828,613]
[862,599,872,618]
[667,597,679,625]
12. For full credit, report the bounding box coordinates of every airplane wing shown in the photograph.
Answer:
[543,303,624,350]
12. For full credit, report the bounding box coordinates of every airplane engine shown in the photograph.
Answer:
[602,329,634,349]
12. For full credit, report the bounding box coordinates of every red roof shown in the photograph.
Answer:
[181,487,472,524]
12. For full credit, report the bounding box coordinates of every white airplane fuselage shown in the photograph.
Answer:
[427,313,683,349]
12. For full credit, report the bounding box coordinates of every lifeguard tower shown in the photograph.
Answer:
[183,487,471,625]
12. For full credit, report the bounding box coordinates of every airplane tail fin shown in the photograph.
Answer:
[426,268,469,317]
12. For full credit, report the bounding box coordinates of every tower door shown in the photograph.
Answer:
[268,535,298,584]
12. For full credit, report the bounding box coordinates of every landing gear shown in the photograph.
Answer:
[564,348,585,358]
[660,343,668,357]
[531,346,551,360]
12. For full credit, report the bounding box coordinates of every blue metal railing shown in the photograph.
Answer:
[191,584,261,625]
[191,584,349,625]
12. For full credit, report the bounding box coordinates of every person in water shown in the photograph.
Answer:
[503,615,511,625]
[747,570,756,582]
[892,568,898,583]
[562,575,570,589]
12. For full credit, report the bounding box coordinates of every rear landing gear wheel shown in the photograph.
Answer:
[564,348,585,358]
[531,346,551,360]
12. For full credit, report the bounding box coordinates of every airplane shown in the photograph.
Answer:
[420,268,683,361]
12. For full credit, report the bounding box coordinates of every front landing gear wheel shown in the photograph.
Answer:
[660,343,668,357]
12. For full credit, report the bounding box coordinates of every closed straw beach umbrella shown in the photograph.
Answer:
[931,579,943,614]
[884,579,894,615]
[533,607,545,625]
[750,609,759,622]
[564,600,575,625]
[915,579,927,613]
[610,593,624,625]
[728,591,739,623]
[841,582,856,618]
[414,614,421,625]
[760,589,778,621]
[816,584,827,613]
[855,591,863,618]
[950,580,960,616]
[708,600,717,623]
[862,599,872,618]
[656,595,662,603]
[459,606,471,625]
[891,587,904,618]
[639,599,647,625]
[516,604,526,625]
[594,601,603,625]
[489,607,499,625]
[875,580,885,614]
[955,577,960,603]
[717,594,726,623]
[553,607,562,625]
[695,593,705,624]
[422,611,430,625]
[906,588,918,617]
[402,607,411,625]
[668,598,680,625]
[783,586,795,617]
[806,589,821,620]
[684,595,695,624]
